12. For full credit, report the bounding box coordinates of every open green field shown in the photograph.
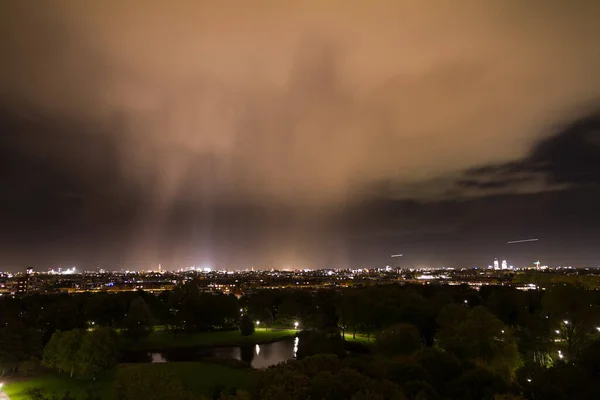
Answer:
[2,373,113,400]
[135,328,297,350]
[2,362,254,400]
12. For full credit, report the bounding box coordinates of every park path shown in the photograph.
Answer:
[0,391,9,400]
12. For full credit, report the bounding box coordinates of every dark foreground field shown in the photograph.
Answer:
[3,362,254,400]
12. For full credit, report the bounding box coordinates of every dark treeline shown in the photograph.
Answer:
[1,281,600,399]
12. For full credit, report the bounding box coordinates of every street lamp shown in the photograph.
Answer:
[294,321,299,330]
[256,320,260,326]
[563,320,569,325]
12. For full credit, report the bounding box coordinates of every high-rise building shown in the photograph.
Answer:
[16,267,34,294]
[501,260,508,270]
[493,259,499,270]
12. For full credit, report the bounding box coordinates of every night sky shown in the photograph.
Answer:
[1,1,600,271]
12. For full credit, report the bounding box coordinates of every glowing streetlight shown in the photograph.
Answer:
[256,320,260,326]
[596,327,600,332]
[563,320,569,325]
[558,350,564,359]
[294,321,299,330]
[555,330,560,334]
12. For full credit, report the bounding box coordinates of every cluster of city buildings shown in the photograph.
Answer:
[0,258,594,297]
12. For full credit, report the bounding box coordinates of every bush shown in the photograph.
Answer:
[114,367,197,400]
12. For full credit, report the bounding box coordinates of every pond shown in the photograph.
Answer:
[123,337,299,369]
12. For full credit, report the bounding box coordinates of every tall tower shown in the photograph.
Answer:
[501,260,507,270]
[493,259,499,270]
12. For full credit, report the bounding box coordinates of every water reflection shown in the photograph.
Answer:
[293,337,299,358]
[142,337,298,369]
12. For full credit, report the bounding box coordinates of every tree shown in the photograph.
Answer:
[413,348,463,395]
[0,323,25,374]
[57,330,84,378]
[42,331,64,372]
[336,291,362,339]
[123,297,154,340]
[435,305,522,381]
[296,329,345,360]
[375,323,422,356]
[239,314,255,337]
[447,368,509,400]
[0,319,40,375]
[251,308,274,330]
[75,328,118,379]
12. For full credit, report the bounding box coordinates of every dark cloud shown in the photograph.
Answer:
[454,110,600,196]
[456,176,533,190]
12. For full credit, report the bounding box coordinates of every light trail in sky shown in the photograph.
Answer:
[506,239,539,244]
[390,254,403,257]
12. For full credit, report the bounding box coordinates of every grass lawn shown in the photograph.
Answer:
[2,373,113,400]
[136,328,297,350]
[2,362,254,400]
[343,332,374,344]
